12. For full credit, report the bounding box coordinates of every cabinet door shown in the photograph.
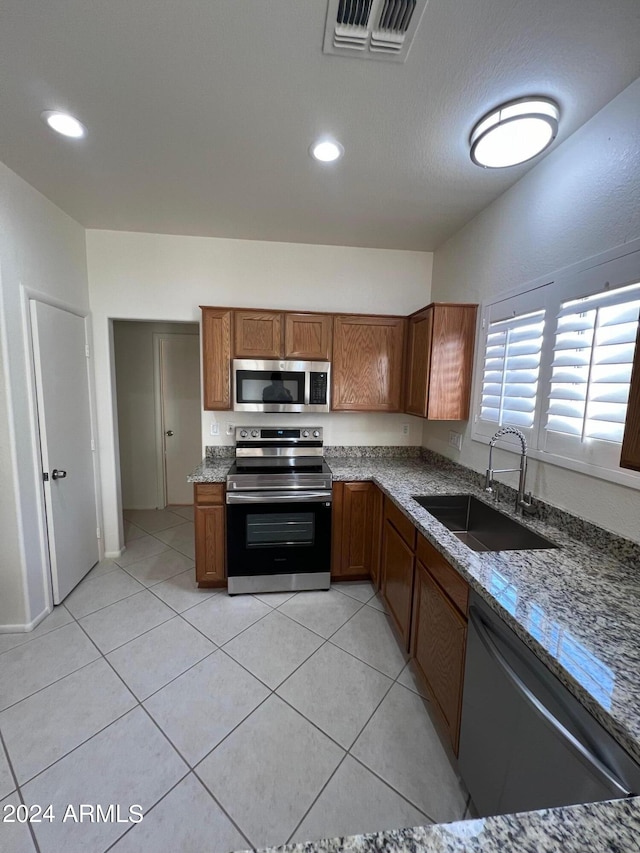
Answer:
[332,482,374,579]
[201,308,232,410]
[621,321,640,471]
[381,519,415,649]
[194,505,226,586]
[285,313,332,360]
[405,308,433,417]
[427,304,477,420]
[234,310,283,358]
[332,315,406,411]
[411,560,467,754]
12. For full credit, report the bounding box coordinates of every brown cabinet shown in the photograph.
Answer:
[201,308,233,410]
[285,313,332,360]
[194,484,226,587]
[405,303,477,420]
[411,534,469,755]
[331,481,382,581]
[380,497,416,649]
[234,310,283,358]
[332,315,406,411]
[621,320,640,471]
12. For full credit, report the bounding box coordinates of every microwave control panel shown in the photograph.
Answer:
[310,372,328,405]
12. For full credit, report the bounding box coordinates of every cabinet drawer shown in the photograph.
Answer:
[416,533,468,616]
[384,497,416,551]
[194,483,225,506]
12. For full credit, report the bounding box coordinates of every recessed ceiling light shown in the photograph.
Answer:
[41,110,86,139]
[470,97,559,168]
[310,139,344,163]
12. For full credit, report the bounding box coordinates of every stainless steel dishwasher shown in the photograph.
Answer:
[459,590,640,817]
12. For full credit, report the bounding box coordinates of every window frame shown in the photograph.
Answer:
[471,240,640,491]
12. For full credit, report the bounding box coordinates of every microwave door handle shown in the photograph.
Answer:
[468,606,632,798]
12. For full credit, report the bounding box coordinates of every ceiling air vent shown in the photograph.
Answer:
[323,0,428,62]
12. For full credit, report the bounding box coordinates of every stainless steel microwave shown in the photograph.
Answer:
[232,359,330,413]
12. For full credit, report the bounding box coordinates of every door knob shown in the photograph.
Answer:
[165,430,174,437]
[52,469,67,480]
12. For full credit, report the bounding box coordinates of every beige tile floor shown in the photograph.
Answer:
[0,507,470,853]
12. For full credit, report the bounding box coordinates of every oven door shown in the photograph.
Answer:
[226,491,332,584]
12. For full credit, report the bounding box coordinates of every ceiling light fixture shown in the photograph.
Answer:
[469,97,559,168]
[41,110,86,139]
[310,139,344,163]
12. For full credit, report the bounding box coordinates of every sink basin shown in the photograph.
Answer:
[412,494,558,552]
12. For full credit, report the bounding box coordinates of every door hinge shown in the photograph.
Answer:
[96,527,101,539]
[43,472,49,482]
[85,344,90,358]
[481,318,486,330]
[91,439,96,451]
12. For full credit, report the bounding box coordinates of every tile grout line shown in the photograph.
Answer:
[66,605,254,848]
[5,520,466,843]
[0,728,42,852]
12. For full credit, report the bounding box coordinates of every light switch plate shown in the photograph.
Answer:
[210,422,219,436]
[448,430,463,451]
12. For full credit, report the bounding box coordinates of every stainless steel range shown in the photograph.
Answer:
[226,427,333,594]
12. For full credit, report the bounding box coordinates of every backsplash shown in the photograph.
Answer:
[324,446,421,458]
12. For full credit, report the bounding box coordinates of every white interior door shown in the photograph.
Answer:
[160,334,201,505]
[30,301,99,603]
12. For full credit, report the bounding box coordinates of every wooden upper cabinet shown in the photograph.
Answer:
[405,308,434,417]
[201,307,232,410]
[332,315,406,411]
[620,320,640,471]
[234,310,283,358]
[405,303,478,420]
[284,313,332,360]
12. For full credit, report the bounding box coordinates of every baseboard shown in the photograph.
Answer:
[105,549,124,559]
[0,605,51,634]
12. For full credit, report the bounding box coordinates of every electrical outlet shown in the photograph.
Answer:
[448,430,463,451]
[402,423,410,436]
[226,423,235,436]
[210,422,219,436]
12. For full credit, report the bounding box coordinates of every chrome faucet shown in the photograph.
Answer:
[485,427,533,514]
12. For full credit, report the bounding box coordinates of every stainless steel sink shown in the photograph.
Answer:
[412,494,558,552]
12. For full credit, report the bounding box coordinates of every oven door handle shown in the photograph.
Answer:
[226,490,333,505]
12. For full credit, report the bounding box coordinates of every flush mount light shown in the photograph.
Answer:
[41,110,86,139]
[470,97,559,168]
[310,139,344,163]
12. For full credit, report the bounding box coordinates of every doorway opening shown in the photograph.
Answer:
[113,321,201,520]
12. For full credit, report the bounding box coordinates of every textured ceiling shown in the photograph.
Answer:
[0,0,639,250]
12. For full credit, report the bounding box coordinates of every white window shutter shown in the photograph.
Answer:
[545,283,640,446]
[478,310,545,432]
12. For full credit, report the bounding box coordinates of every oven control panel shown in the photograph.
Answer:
[235,427,323,444]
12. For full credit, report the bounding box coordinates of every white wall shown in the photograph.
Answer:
[113,321,199,509]
[426,77,640,542]
[87,232,432,553]
[0,161,90,629]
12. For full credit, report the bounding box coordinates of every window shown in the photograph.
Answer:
[473,246,640,486]
[480,309,545,430]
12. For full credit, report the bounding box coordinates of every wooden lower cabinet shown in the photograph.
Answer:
[194,484,226,587]
[331,482,382,581]
[411,556,468,755]
[381,518,415,649]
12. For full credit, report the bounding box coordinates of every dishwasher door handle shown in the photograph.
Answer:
[468,606,632,798]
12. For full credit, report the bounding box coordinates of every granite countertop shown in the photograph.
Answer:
[190,451,640,851]
[251,797,640,853]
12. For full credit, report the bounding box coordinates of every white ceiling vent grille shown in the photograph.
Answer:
[323,0,429,62]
